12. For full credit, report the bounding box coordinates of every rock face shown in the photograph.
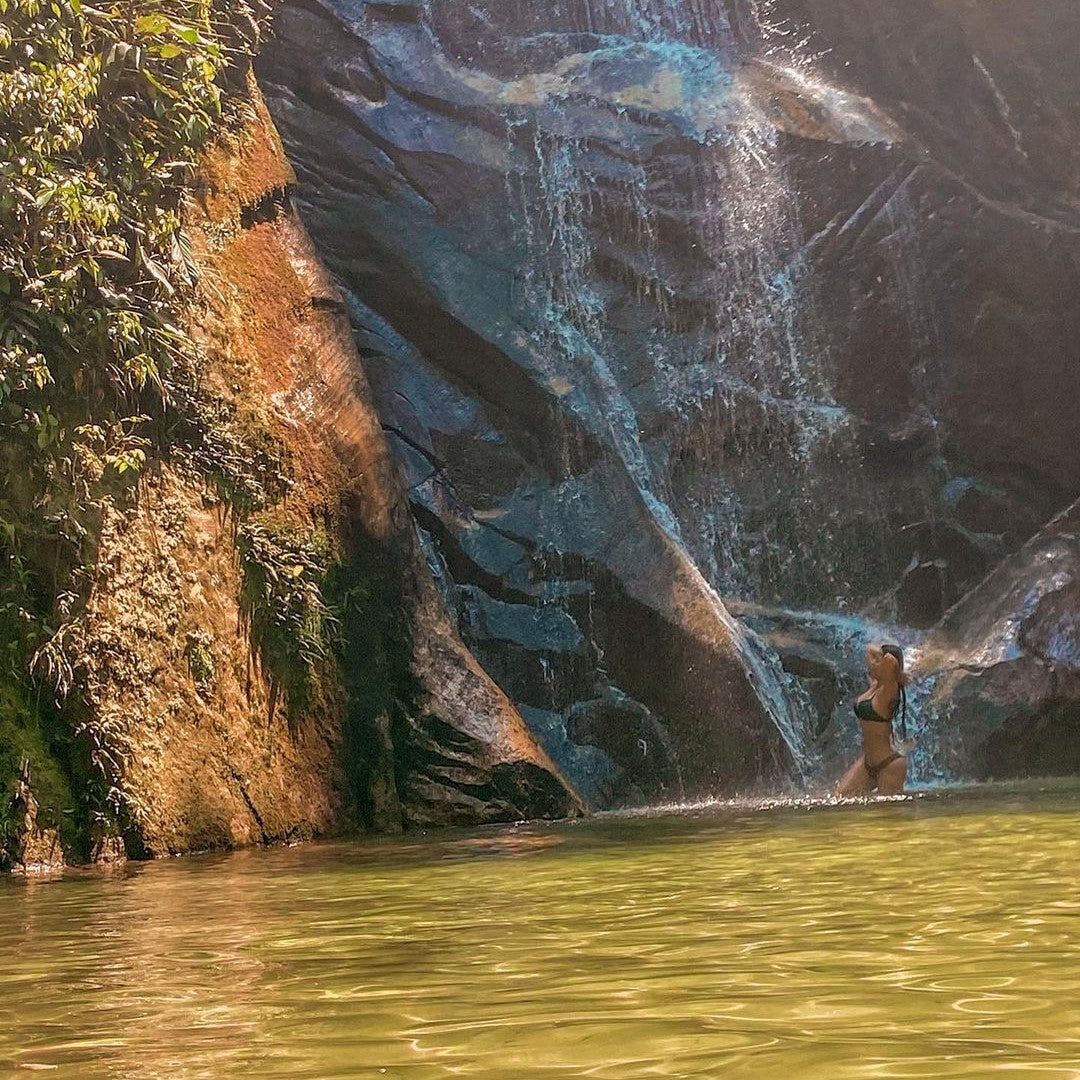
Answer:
[1,762,64,875]
[918,501,1080,780]
[63,73,580,859]
[257,0,1080,791]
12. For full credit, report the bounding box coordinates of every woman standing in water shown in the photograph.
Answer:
[836,644,909,796]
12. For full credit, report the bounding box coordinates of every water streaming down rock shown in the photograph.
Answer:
[735,600,956,787]
[500,5,824,780]
[258,0,1080,802]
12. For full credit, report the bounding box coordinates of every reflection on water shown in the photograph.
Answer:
[2,781,1080,1079]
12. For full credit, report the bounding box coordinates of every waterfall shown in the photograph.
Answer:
[739,621,821,783]
[691,114,856,604]
[501,9,826,781]
[438,0,946,784]
[676,3,897,612]
[581,0,729,42]
[510,125,684,537]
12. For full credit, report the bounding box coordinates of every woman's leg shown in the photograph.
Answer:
[835,757,872,797]
[876,754,908,795]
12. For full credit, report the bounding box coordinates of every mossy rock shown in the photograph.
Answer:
[0,681,81,858]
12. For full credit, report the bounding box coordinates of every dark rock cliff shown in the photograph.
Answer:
[257,0,1080,793]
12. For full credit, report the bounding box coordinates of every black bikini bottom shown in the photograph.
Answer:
[865,752,901,783]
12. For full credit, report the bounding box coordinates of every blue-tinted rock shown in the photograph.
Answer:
[258,0,1080,794]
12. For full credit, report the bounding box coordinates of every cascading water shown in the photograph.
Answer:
[686,114,866,605]
[578,0,729,42]
[499,0,960,785]
[676,3,915,612]
[500,2,833,781]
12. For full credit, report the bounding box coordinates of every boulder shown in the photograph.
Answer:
[918,501,1080,778]
[3,762,64,875]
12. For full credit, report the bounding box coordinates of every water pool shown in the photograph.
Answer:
[2,780,1079,1078]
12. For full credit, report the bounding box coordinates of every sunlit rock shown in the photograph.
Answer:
[258,0,1080,795]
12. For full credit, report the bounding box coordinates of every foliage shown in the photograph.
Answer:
[0,0,266,664]
[238,518,335,725]
[0,0,270,837]
[184,627,215,691]
[168,377,292,515]
[0,682,85,854]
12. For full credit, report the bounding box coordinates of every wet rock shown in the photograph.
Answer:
[3,763,64,875]
[257,0,1080,791]
[458,586,587,655]
[566,688,683,804]
[983,701,1080,780]
[400,712,582,826]
[759,625,853,724]
[919,500,1080,778]
[948,478,1020,540]
[1020,583,1080,666]
[519,705,620,808]
[897,562,947,628]
[774,648,840,739]
[894,522,994,625]
[91,834,128,867]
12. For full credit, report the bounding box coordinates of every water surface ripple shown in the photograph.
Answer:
[2,781,1079,1078]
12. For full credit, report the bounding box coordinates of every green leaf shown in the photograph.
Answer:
[134,13,169,35]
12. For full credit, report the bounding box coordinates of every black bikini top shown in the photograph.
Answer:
[854,691,908,740]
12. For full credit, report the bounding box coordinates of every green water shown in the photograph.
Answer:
[2,782,1079,1079]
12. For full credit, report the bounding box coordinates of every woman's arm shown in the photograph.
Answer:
[874,654,902,712]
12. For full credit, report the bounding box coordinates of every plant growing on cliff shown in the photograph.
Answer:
[238,519,335,725]
[184,627,215,692]
[1,0,265,654]
[0,0,269,827]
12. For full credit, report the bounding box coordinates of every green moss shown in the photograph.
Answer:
[325,536,421,831]
[238,516,335,725]
[0,679,82,854]
[184,628,215,692]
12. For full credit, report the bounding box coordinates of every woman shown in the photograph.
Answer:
[835,643,909,796]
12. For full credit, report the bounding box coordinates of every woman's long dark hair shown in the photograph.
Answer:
[880,643,908,740]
